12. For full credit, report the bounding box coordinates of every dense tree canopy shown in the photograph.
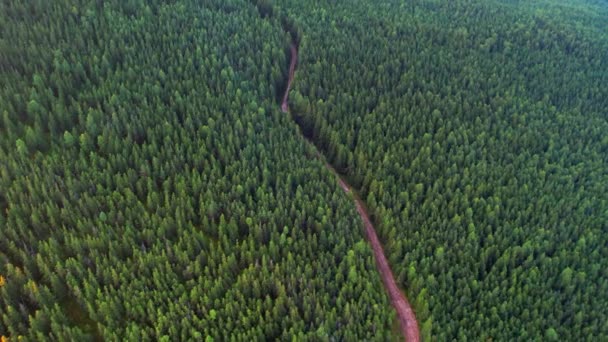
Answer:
[0,0,397,340]
[279,0,608,339]
[2,0,607,340]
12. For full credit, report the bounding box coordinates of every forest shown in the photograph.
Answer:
[1,0,607,340]
[282,0,608,339]
[0,0,397,340]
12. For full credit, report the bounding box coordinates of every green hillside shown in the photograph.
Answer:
[1,0,607,340]
[0,1,395,340]
[280,0,608,339]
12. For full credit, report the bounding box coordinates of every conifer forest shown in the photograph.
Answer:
[1,0,607,340]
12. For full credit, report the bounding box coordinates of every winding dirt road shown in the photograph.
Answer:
[281,43,298,113]
[281,43,420,341]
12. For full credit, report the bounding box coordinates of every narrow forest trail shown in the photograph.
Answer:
[281,43,420,342]
[281,44,298,112]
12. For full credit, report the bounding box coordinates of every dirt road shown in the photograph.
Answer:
[281,43,298,113]
[353,196,420,342]
[281,43,420,341]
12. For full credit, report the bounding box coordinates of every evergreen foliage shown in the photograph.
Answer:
[2,0,607,340]
[279,0,608,339]
[0,0,395,339]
